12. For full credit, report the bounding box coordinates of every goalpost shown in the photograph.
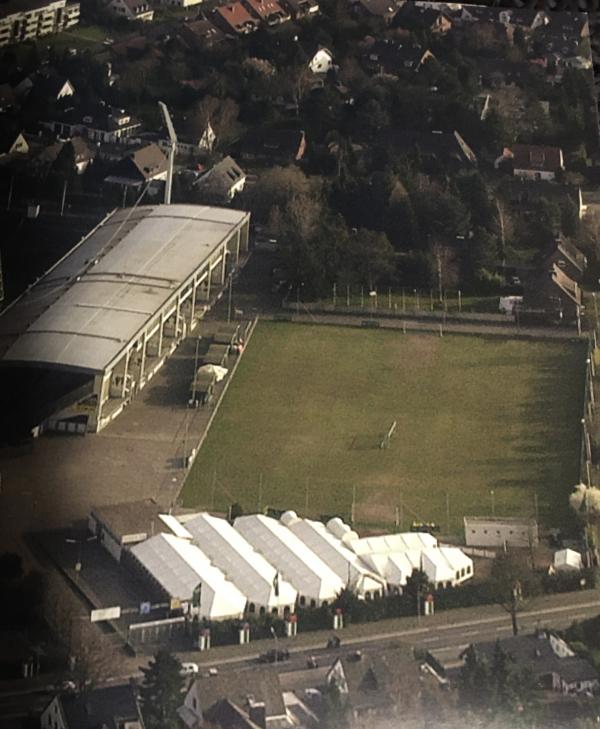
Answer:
[379,420,397,449]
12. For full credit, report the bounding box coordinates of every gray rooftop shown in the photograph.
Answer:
[0,205,249,374]
[91,499,163,541]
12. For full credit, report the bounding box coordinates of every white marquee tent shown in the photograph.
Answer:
[183,512,297,613]
[130,533,247,620]
[281,512,385,597]
[234,515,344,606]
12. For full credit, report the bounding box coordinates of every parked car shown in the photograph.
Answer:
[180,662,199,676]
[258,648,290,663]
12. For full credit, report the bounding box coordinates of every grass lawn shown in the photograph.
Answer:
[182,322,586,534]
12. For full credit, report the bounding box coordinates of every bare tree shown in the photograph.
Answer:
[187,96,240,151]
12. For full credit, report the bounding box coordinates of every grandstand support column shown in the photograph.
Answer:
[122,349,132,398]
[240,220,249,252]
[139,331,147,384]
[204,266,212,302]
[158,312,164,358]
[218,246,227,285]
[190,280,197,330]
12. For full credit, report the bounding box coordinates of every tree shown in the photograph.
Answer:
[140,650,185,729]
[243,165,318,223]
[187,96,240,152]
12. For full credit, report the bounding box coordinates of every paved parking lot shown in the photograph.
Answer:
[0,317,251,556]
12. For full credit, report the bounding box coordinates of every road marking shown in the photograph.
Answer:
[422,636,440,643]
[496,626,512,631]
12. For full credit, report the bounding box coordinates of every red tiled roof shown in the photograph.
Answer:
[215,2,257,30]
[244,0,286,19]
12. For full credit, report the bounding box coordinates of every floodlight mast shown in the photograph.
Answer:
[159,101,177,205]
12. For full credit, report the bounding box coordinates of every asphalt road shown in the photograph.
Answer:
[2,595,599,721]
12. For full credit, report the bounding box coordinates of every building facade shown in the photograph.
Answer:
[464,516,539,548]
[0,0,79,48]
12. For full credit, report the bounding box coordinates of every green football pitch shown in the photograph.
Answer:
[182,322,586,533]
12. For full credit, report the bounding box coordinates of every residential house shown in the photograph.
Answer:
[580,189,600,219]
[326,647,420,721]
[213,3,259,35]
[477,59,535,89]
[501,144,564,181]
[43,104,142,144]
[179,19,226,50]
[157,0,202,7]
[279,0,318,20]
[193,156,246,204]
[461,632,600,695]
[0,0,80,48]
[242,0,290,25]
[542,236,587,284]
[0,84,18,113]
[104,143,168,198]
[29,136,96,176]
[309,47,333,74]
[179,667,289,729]
[27,72,75,102]
[394,5,452,34]
[381,129,477,169]
[361,38,435,75]
[105,0,154,21]
[40,684,145,729]
[352,0,398,25]
[0,129,28,160]
[234,128,306,164]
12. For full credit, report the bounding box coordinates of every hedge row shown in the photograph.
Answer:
[187,571,596,648]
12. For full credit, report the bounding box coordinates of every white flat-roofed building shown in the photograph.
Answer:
[464,516,538,548]
[234,514,345,607]
[129,533,247,620]
[0,204,250,433]
[280,511,385,598]
[183,512,297,615]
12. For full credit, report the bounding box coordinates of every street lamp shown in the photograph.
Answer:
[65,535,97,579]
[270,626,278,665]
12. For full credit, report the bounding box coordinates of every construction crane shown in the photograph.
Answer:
[159,101,178,205]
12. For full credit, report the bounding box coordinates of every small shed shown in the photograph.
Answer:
[553,548,582,572]
[203,343,229,367]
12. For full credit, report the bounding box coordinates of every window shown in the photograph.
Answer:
[455,571,460,579]
[310,599,316,608]
[259,606,265,616]
[299,596,305,606]
[248,603,255,613]
[193,698,197,710]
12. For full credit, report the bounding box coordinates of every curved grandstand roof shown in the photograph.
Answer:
[0,204,249,374]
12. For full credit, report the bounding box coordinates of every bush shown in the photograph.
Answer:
[542,568,596,595]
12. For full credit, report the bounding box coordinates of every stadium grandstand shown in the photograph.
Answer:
[0,204,250,436]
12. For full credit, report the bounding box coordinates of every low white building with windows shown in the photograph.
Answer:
[464,516,538,548]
